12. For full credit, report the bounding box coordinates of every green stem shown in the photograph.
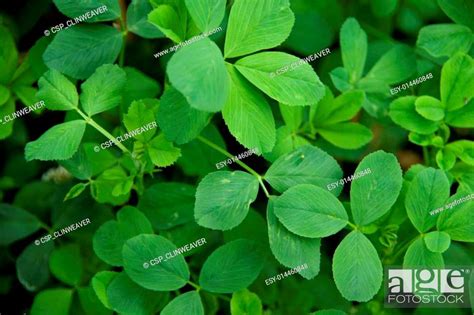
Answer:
[187,281,202,292]
[423,146,430,166]
[75,108,131,154]
[347,221,357,230]
[118,0,127,67]
[197,136,271,198]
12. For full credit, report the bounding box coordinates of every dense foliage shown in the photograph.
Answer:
[0,0,473,314]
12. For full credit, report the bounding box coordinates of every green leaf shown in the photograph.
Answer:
[195,171,259,230]
[127,0,164,38]
[167,38,229,112]
[16,242,54,291]
[91,167,131,205]
[222,64,276,153]
[199,239,265,293]
[437,191,474,242]
[370,0,398,17]
[0,25,18,84]
[311,310,346,315]
[43,25,123,80]
[92,271,117,309]
[122,234,190,291]
[148,4,186,43]
[313,89,365,126]
[123,100,157,143]
[184,0,225,32]
[0,84,10,106]
[122,68,161,107]
[231,289,263,315]
[445,99,474,128]
[440,53,474,111]
[265,145,343,194]
[389,96,439,134]
[437,0,474,31]
[415,95,445,121]
[403,237,444,268]
[332,230,382,302]
[224,0,294,58]
[317,123,373,150]
[93,207,153,266]
[31,288,73,315]
[77,285,112,315]
[107,272,166,315]
[25,120,87,161]
[424,231,451,253]
[49,244,82,286]
[405,168,450,233]
[36,69,78,110]
[52,0,120,22]
[63,183,88,201]
[330,67,352,92]
[0,203,41,246]
[263,126,309,163]
[340,18,367,82]
[360,45,416,86]
[162,291,204,315]
[267,199,320,279]
[235,52,325,106]
[273,184,347,238]
[446,140,474,165]
[351,151,403,226]
[138,182,195,230]
[279,103,303,132]
[417,24,473,58]
[157,86,210,145]
[80,64,126,116]
[148,134,182,167]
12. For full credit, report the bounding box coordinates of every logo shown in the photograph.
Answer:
[385,267,471,308]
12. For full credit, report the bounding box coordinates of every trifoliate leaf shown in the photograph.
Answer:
[340,18,367,83]
[417,24,473,58]
[43,25,123,80]
[424,231,451,253]
[123,100,157,143]
[184,0,225,32]
[273,184,348,238]
[25,120,86,161]
[403,237,444,268]
[0,203,41,246]
[36,69,78,111]
[122,234,190,291]
[267,200,320,279]
[157,86,210,145]
[235,52,325,106]
[52,0,120,22]
[49,244,83,286]
[405,168,450,233]
[167,38,229,112]
[265,145,343,195]
[224,0,294,58]
[440,53,474,111]
[222,64,276,153]
[194,171,259,230]
[333,231,382,302]
[148,134,182,167]
[107,272,167,315]
[231,289,263,315]
[127,0,164,38]
[162,291,204,315]
[389,96,439,134]
[80,64,126,116]
[350,151,403,226]
[415,95,445,121]
[138,182,195,230]
[31,288,73,315]
[199,239,265,293]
